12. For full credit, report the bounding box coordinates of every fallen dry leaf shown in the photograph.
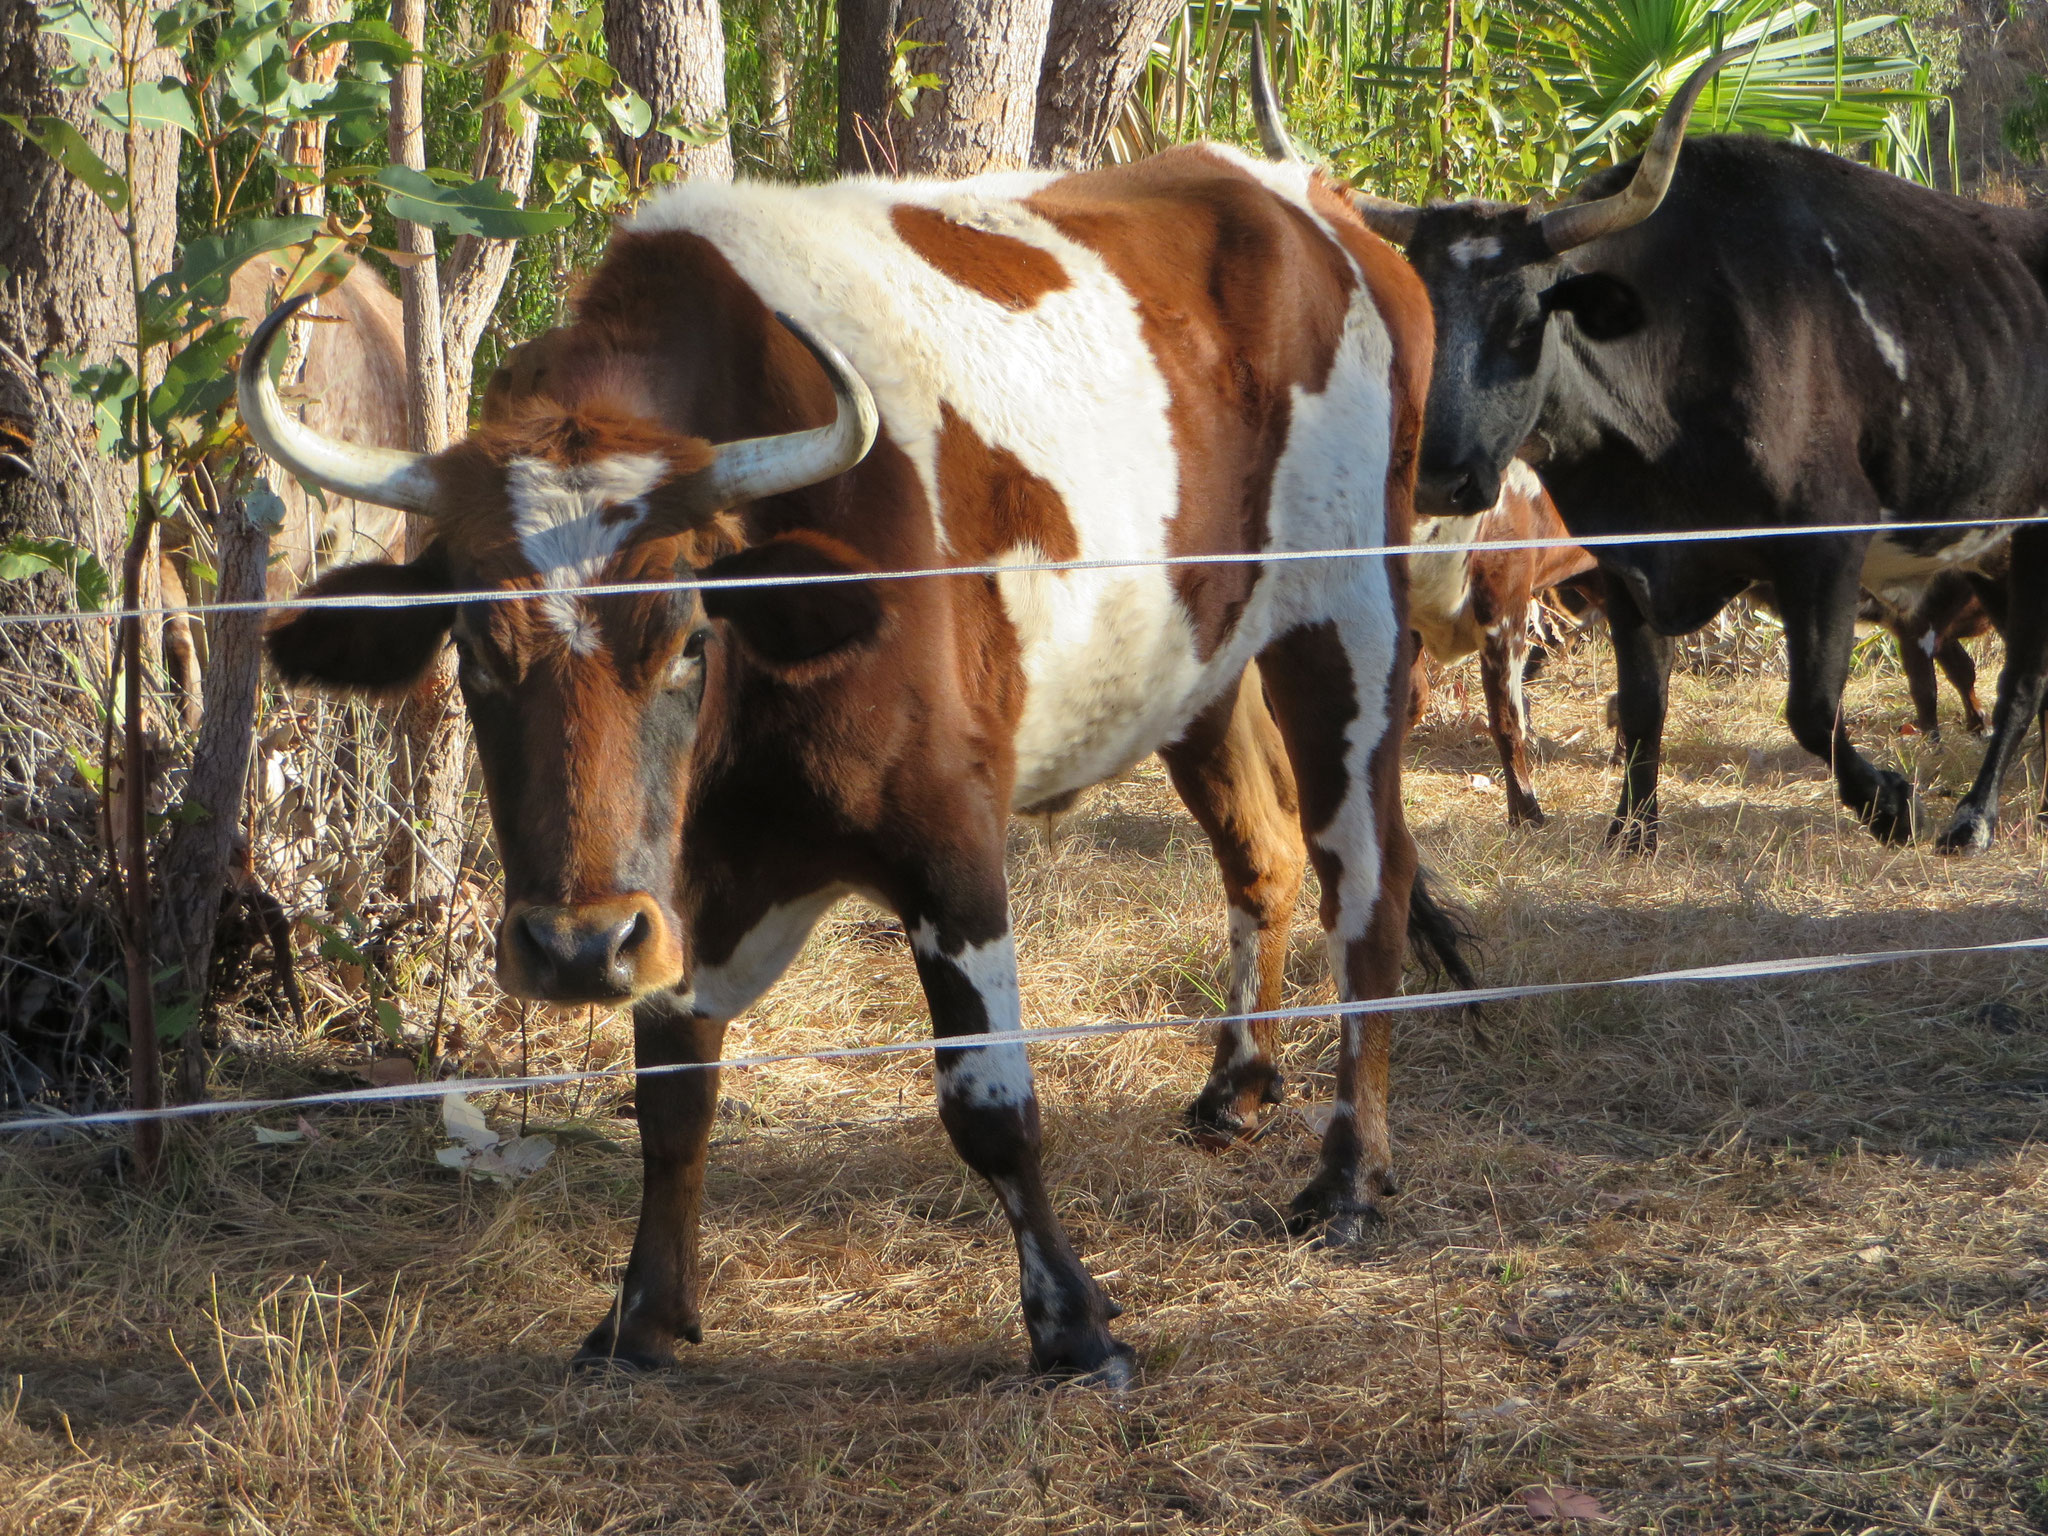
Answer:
[1519,1485,1612,1522]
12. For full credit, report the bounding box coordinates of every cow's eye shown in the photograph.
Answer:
[664,628,711,690]
[454,637,504,696]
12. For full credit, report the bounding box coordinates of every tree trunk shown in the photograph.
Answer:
[385,0,461,911]
[893,0,1054,175]
[157,476,269,1102]
[441,0,546,410]
[1032,0,1179,170]
[836,0,899,173]
[275,0,346,219]
[757,0,793,174]
[603,0,732,184]
[0,0,177,626]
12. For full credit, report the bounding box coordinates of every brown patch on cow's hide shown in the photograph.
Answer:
[1024,147,1359,659]
[935,402,1079,565]
[889,206,1070,311]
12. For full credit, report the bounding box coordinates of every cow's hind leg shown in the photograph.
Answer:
[904,876,1129,1382]
[1941,524,2048,852]
[1162,668,1306,1141]
[1259,613,1413,1242]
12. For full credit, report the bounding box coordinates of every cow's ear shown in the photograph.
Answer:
[267,542,456,693]
[698,532,885,675]
[1540,272,1644,342]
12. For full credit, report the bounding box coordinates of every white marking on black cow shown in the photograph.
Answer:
[506,452,669,653]
[1821,234,1908,383]
[1449,234,1503,266]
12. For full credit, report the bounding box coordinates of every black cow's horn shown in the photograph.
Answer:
[1249,24,1419,246]
[686,314,878,512]
[238,293,439,513]
[1537,44,1754,254]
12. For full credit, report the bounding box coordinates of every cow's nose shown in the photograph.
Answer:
[499,896,676,1003]
[1415,459,1501,517]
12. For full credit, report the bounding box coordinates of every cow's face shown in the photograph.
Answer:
[1404,206,1645,517]
[242,302,879,1006]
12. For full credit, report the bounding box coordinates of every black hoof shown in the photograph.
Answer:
[1936,807,1994,855]
[572,1311,694,1373]
[1508,801,1548,829]
[1183,1070,1284,1144]
[1030,1325,1135,1388]
[1604,816,1657,855]
[1863,772,1920,845]
[1285,1170,1388,1241]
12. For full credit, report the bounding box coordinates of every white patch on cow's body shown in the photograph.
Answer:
[1920,628,1940,658]
[505,452,669,653]
[909,920,1035,1108]
[1862,520,2015,586]
[679,886,848,1022]
[1821,233,1908,383]
[631,151,1400,821]
[1449,235,1503,266]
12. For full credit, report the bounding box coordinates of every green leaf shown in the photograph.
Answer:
[44,351,136,456]
[375,997,404,1042]
[96,78,200,137]
[150,322,244,431]
[370,164,570,239]
[37,0,117,77]
[1,534,110,611]
[0,114,127,215]
[603,87,652,141]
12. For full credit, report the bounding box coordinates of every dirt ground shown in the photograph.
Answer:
[3,627,2046,1535]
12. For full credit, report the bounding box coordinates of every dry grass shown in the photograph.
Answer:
[4,630,2048,1534]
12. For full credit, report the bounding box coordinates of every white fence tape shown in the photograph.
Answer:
[4,933,2042,1137]
[1,515,2040,630]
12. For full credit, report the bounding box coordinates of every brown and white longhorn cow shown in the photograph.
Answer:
[244,146,1464,1381]
[1407,460,1595,825]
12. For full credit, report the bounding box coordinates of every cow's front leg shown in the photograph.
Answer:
[1776,549,1918,843]
[1602,574,1673,852]
[1481,616,1545,826]
[908,909,1130,1383]
[575,994,725,1370]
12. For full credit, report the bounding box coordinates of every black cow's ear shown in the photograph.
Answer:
[1540,272,1644,341]
[698,532,885,675]
[266,542,456,694]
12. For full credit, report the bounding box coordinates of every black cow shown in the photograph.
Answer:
[1255,48,2048,852]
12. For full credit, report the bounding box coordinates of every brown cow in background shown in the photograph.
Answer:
[1407,459,1595,826]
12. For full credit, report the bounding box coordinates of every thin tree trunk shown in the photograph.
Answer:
[757,0,793,173]
[1032,0,1179,170]
[157,474,268,1102]
[603,0,732,184]
[275,0,345,219]
[386,0,460,912]
[441,0,546,408]
[836,0,899,173]
[893,0,1054,175]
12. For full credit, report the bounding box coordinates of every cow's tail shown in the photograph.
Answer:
[1407,865,1480,1009]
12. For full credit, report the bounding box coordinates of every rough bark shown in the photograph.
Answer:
[1032,0,1179,170]
[275,0,346,219]
[603,0,732,184]
[0,0,178,627]
[836,0,899,173]
[385,0,460,910]
[157,474,269,1101]
[756,0,793,173]
[440,0,546,410]
[892,0,1054,175]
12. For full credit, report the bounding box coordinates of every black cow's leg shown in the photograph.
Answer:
[1940,526,2048,853]
[1935,638,1987,738]
[576,994,726,1370]
[905,882,1129,1382]
[1603,574,1673,852]
[1776,550,1917,842]
[1162,668,1306,1140]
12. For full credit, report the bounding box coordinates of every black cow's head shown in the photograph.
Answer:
[238,295,880,1007]
[1249,41,1743,515]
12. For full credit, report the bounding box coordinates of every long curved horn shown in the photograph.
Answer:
[1248,25,1301,165]
[1249,24,1419,246]
[237,293,438,513]
[1537,44,1753,254]
[687,313,878,511]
